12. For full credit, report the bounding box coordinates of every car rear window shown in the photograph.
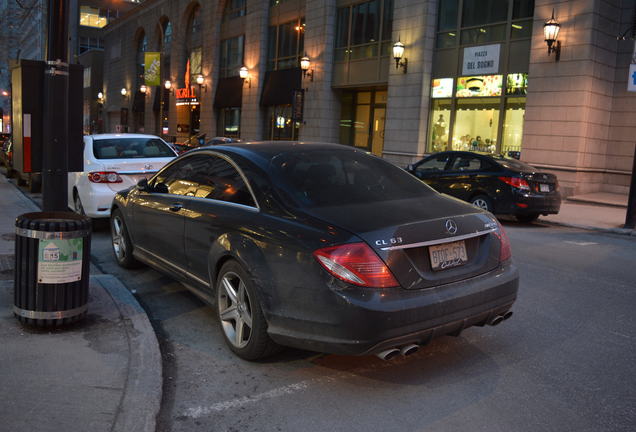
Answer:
[495,157,537,171]
[269,149,436,208]
[92,138,175,159]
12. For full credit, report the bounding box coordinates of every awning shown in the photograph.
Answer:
[260,68,301,106]
[132,90,145,112]
[214,76,243,108]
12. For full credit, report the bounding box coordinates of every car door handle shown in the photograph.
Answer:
[169,203,183,212]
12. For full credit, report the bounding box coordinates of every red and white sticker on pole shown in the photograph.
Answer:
[23,113,32,172]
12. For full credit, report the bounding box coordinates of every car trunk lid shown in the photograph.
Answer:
[307,194,502,289]
[98,158,173,192]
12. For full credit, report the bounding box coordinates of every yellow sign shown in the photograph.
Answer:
[144,52,161,86]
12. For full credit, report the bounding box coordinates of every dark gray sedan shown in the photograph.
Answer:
[110,142,519,360]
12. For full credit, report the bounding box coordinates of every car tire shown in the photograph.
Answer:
[110,208,141,269]
[470,195,493,212]
[516,213,539,223]
[216,260,280,360]
[74,191,86,216]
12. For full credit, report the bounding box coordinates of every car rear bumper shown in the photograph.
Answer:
[265,262,519,356]
[511,191,561,215]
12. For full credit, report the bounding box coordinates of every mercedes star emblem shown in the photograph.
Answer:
[144,164,153,170]
[445,219,458,235]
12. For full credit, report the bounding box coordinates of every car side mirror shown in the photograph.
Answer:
[406,164,414,172]
[137,178,149,191]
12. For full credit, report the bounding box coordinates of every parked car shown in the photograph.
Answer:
[206,136,240,145]
[110,142,519,361]
[405,151,561,223]
[68,134,177,218]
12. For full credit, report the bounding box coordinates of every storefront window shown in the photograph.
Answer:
[267,105,299,140]
[456,75,502,97]
[218,108,241,138]
[429,99,451,152]
[339,89,386,156]
[452,98,500,153]
[79,6,108,28]
[502,97,525,157]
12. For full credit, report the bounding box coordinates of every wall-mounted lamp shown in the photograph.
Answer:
[164,79,174,93]
[239,66,251,88]
[544,9,561,61]
[120,87,128,97]
[1,90,9,97]
[392,40,407,73]
[300,54,314,81]
[139,84,147,94]
[97,91,104,105]
[195,74,207,93]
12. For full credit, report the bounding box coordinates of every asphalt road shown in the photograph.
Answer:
[89,220,636,432]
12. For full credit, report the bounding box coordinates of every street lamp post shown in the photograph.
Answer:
[42,0,70,211]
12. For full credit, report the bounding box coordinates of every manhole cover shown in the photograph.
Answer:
[1,233,15,242]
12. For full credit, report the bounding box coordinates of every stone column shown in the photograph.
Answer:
[383,0,437,166]
[300,0,339,143]
[241,0,270,140]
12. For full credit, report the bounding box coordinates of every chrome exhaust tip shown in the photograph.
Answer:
[502,311,513,320]
[489,315,504,326]
[400,344,419,356]
[376,348,401,361]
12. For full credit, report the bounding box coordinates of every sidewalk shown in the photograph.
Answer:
[0,174,162,432]
[538,192,635,236]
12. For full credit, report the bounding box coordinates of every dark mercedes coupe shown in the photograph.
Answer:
[406,151,561,222]
[110,142,519,360]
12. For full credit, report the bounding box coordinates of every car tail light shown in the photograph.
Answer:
[498,176,530,191]
[313,242,399,288]
[88,171,123,183]
[494,221,512,263]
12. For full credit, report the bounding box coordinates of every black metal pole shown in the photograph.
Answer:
[42,0,69,211]
[625,143,636,229]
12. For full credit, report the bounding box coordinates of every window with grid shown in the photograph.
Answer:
[334,0,393,62]
[267,18,305,71]
[436,0,534,49]
[219,36,244,78]
[223,0,246,21]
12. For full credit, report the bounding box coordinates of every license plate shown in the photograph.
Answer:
[429,240,468,271]
[539,183,550,192]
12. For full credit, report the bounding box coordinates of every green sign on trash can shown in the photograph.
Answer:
[37,238,84,284]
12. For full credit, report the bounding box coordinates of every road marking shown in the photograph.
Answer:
[564,241,598,246]
[182,353,425,418]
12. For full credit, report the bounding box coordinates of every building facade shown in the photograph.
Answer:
[101,0,636,197]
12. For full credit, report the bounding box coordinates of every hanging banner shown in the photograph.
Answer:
[144,52,161,86]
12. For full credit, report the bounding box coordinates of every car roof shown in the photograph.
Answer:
[191,140,360,162]
[87,133,166,140]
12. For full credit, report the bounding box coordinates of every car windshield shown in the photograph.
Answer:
[269,148,435,208]
[493,156,537,172]
[92,137,175,159]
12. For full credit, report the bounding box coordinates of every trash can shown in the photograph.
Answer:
[13,212,91,327]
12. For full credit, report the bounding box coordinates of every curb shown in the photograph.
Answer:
[94,274,163,432]
[538,218,636,237]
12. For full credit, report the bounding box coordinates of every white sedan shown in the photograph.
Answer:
[68,133,177,218]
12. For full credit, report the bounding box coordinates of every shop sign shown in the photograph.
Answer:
[37,238,83,284]
[292,89,304,122]
[144,52,161,86]
[628,64,636,92]
[456,75,502,97]
[462,44,500,75]
[175,86,198,105]
[432,78,454,98]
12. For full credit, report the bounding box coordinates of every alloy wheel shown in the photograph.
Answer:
[111,215,127,262]
[471,198,490,210]
[74,194,85,216]
[218,271,253,349]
